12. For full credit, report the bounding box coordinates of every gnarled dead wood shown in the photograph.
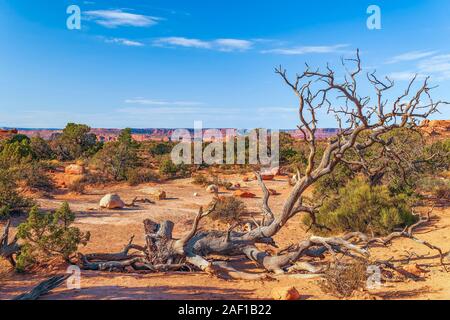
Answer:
[13,274,70,300]
[1,220,20,267]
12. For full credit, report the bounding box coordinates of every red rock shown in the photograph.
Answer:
[234,190,256,198]
[261,174,274,181]
[271,286,301,300]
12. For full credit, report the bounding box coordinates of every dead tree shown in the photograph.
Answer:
[79,50,449,279]
[0,220,20,267]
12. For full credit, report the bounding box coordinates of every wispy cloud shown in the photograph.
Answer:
[386,50,438,64]
[214,39,253,51]
[261,44,349,55]
[125,98,204,106]
[153,37,211,49]
[388,53,450,81]
[84,9,162,28]
[105,38,144,47]
[153,37,253,51]
[387,71,424,81]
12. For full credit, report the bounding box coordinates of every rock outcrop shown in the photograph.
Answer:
[65,164,84,175]
[420,120,450,138]
[99,194,125,209]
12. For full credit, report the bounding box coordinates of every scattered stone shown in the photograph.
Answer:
[261,174,274,181]
[143,188,167,200]
[268,189,279,196]
[193,192,199,197]
[242,176,250,182]
[206,184,219,193]
[65,164,84,175]
[154,190,167,200]
[233,190,256,198]
[401,264,428,278]
[99,194,125,209]
[271,286,300,300]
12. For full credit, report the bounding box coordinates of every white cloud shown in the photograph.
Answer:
[153,37,253,51]
[261,44,349,55]
[125,98,204,106]
[214,39,253,51]
[390,53,450,81]
[84,9,162,28]
[387,71,424,81]
[153,37,211,49]
[386,50,438,64]
[105,38,144,47]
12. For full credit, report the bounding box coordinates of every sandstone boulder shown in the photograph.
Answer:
[65,164,84,175]
[271,286,300,300]
[99,194,125,209]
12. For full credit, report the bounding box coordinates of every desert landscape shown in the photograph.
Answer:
[1,2,450,302]
[1,112,449,300]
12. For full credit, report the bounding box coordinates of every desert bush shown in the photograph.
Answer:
[314,163,355,196]
[15,202,90,272]
[148,142,172,156]
[320,261,369,298]
[30,136,54,160]
[192,174,209,186]
[0,169,33,218]
[68,179,86,194]
[159,158,189,178]
[418,176,450,200]
[307,178,416,235]
[126,167,160,186]
[52,123,100,160]
[209,196,246,224]
[18,162,55,191]
[91,129,139,181]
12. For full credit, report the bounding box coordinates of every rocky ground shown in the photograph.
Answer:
[1,174,449,300]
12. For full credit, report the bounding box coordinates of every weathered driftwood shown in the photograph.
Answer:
[0,220,20,267]
[13,274,70,300]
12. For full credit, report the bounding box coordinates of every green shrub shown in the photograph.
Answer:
[91,133,139,181]
[159,158,189,178]
[15,202,90,272]
[18,162,55,191]
[52,123,100,160]
[308,178,416,235]
[30,136,54,160]
[148,142,172,156]
[209,196,246,224]
[0,169,33,218]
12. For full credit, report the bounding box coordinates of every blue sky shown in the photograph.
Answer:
[0,0,449,129]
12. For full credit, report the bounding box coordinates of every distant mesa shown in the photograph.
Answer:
[5,122,448,142]
[12,127,341,142]
[0,128,18,141]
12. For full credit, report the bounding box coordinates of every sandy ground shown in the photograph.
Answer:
[1,174,450,300]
